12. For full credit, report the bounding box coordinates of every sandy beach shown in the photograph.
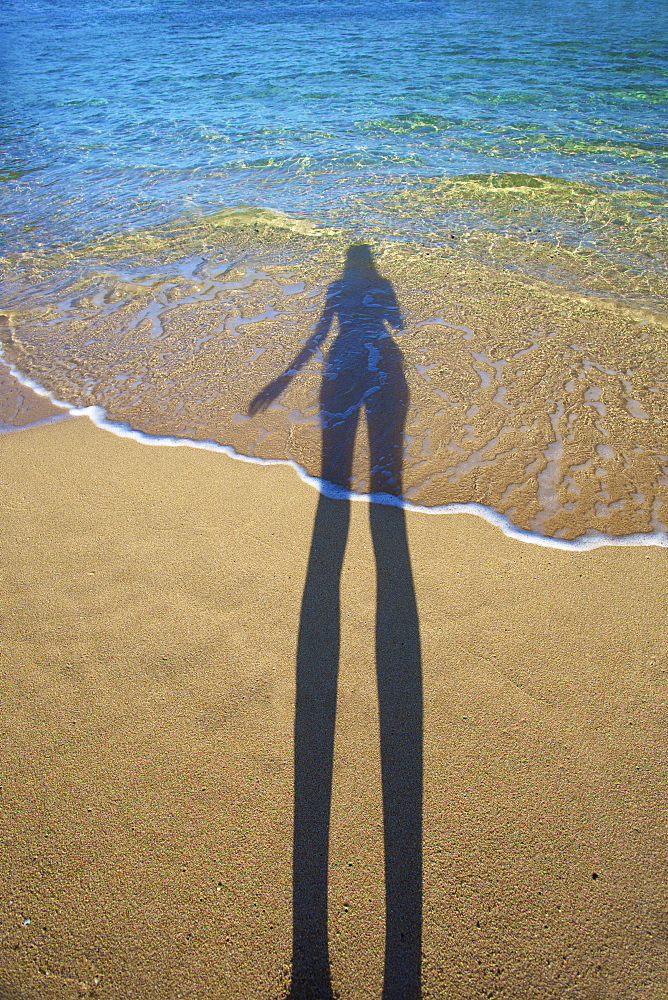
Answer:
[3,0,668,995]
[1,414,666,999]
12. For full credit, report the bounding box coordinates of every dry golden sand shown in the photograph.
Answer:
[1,416,667,999]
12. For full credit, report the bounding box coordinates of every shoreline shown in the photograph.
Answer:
[1,417,667,998]
[2,359,667,553]
[3,227,668,543]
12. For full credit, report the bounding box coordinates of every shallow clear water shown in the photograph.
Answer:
[1,0,668,542]
[2,0,668,284]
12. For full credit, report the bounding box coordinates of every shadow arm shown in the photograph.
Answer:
[248,293,335,415]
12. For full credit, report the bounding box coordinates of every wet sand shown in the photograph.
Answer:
[4,234,668,543]
[1,416,667,999]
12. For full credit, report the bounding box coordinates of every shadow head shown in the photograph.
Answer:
[343,243,379,277]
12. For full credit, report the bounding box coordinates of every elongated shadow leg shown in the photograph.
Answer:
[371,504,423,1000]
[291,491,351,999]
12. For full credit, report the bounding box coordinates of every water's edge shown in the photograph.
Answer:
[4,355,666,553]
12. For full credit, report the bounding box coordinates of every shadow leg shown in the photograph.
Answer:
[291,494,351,999]
[370,503,423,1000]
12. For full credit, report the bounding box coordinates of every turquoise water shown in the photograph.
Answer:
[1,0,668,542]
[2,0,667,275]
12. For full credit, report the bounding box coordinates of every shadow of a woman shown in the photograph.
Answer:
[250,245,422,1000]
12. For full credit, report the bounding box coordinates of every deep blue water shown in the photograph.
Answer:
[2,0,667,280]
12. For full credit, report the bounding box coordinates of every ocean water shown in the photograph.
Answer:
[1,0,667,544]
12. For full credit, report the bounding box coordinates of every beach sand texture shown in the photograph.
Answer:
[1,416,667,999]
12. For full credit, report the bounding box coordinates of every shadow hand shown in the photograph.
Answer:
[248,373,291,415]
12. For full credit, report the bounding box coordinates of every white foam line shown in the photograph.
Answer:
[0,412,71,433]
[3,358,668,553]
